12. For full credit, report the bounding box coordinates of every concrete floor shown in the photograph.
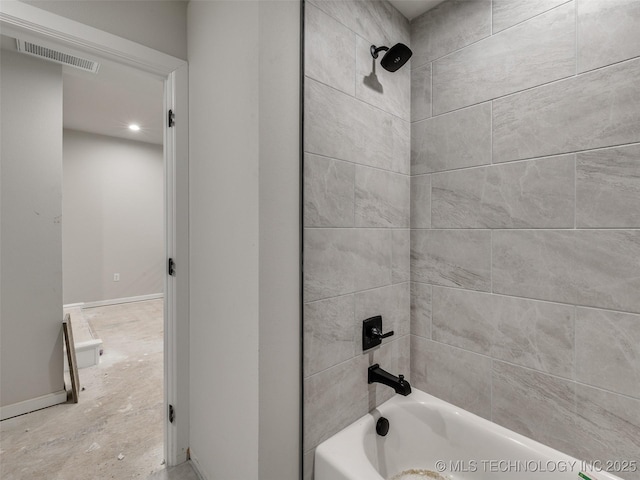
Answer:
[0,299,197,479]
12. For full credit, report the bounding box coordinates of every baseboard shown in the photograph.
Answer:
[0,390,68,421]
[64,293,164,310]
[64,339,103,370]
[63,302,84,309]
[189,455,208,480]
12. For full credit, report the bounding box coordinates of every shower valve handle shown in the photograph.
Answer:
[370,327,394,340]
[362,315,393,351]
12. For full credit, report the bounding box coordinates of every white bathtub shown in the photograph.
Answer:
[315,388,625,480]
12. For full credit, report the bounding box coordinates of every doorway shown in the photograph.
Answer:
[0,0,189,473]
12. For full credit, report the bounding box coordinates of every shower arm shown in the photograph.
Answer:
[370,45,389,59]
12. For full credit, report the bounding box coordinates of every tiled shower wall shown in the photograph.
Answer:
[302,0,411,476]
[409,0,640,477]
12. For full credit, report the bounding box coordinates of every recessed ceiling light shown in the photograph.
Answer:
[129,123,141,131]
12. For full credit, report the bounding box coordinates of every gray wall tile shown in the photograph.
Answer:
[432,287,575,377]
[355,166,409,227]
[573,230,640,314]
[303,3,411,469]
[578,0,640,73]
[432,155,575,228]
[576,307,640,399]
[305,4,355,95]
[411,337,492,419]
[410,283,431,338]
[492,296,575,379]
[494,230,640,313]
[492,362,577,455]
[355,35,410,120]
[411,63,431,122]
[433,2,575,114]
[303,228,356,302]
[304,154,354,227]
[355,283,410,348]
[304,295,355,377]
[410,175,430,229]
[410,334,429,388]
[308,0,410,48]
[408,0,640,471]
[353,229,393,292]
[410,0,491,69]
[411,102,491,174]
[576,144,640,228]
[432,286,493,355]
[304,335,411,453]
[305,78,410,174]
[493,230,575,304]
[493,58,640,163]
[391,229,410,283]
[574,384,640,480]
[492,0,570,34]
[303,356,368,451]
[411,229,491,291]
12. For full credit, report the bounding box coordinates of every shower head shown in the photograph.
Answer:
[370,43,412,72]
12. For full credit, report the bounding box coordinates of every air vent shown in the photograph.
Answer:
[16,40,100,73]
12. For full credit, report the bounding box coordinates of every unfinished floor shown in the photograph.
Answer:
[0,299,195,479]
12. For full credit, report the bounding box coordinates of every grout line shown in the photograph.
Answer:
[573,305,577,382]
[426,0,572,72]
[490,100,494,164]
[573,380,640,403]
[430,61,433,118]
[575,0,579,76]
[490,358,494,421]
[490,230,493,294]
[574,154,577,229]
[304,281,411,306]
[303,151,409,176]
[305,75,410,123]
[409,281,640,318]
[490,0,493,35]
[356,139,640,179]
[430,53,640,119]
[354,32,357,97]
[429,284,433,340]
[419,336,640,403]
[427,174,432,229]
[490,0,573,36]
[407,226,640,231]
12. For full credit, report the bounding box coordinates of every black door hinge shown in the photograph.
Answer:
[169,404,175,423]
[168,109,175,127]
[168,258,176,276]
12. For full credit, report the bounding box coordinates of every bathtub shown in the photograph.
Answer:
[315,388,626,480]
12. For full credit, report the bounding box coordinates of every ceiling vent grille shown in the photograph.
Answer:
[16,40,100,73]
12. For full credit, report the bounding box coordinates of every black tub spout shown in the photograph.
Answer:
[368,364,411,396]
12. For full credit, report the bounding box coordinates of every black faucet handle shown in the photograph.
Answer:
[370,327,394,339]
[363,316,394,351]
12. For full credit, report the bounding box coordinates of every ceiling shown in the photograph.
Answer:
[0,0,443,145]
[1,34,163,145]
[388,0,447,20]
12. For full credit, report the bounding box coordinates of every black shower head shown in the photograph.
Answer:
[370,43,412,72]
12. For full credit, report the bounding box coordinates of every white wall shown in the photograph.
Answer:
[188,1,300,479]
[0,50,65,408]
[258,2,301,479]
[21,0,187,60]
[62,129,164,304]
[188,2,260,477]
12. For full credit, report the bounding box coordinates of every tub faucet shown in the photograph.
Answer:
[368,364,411,396]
